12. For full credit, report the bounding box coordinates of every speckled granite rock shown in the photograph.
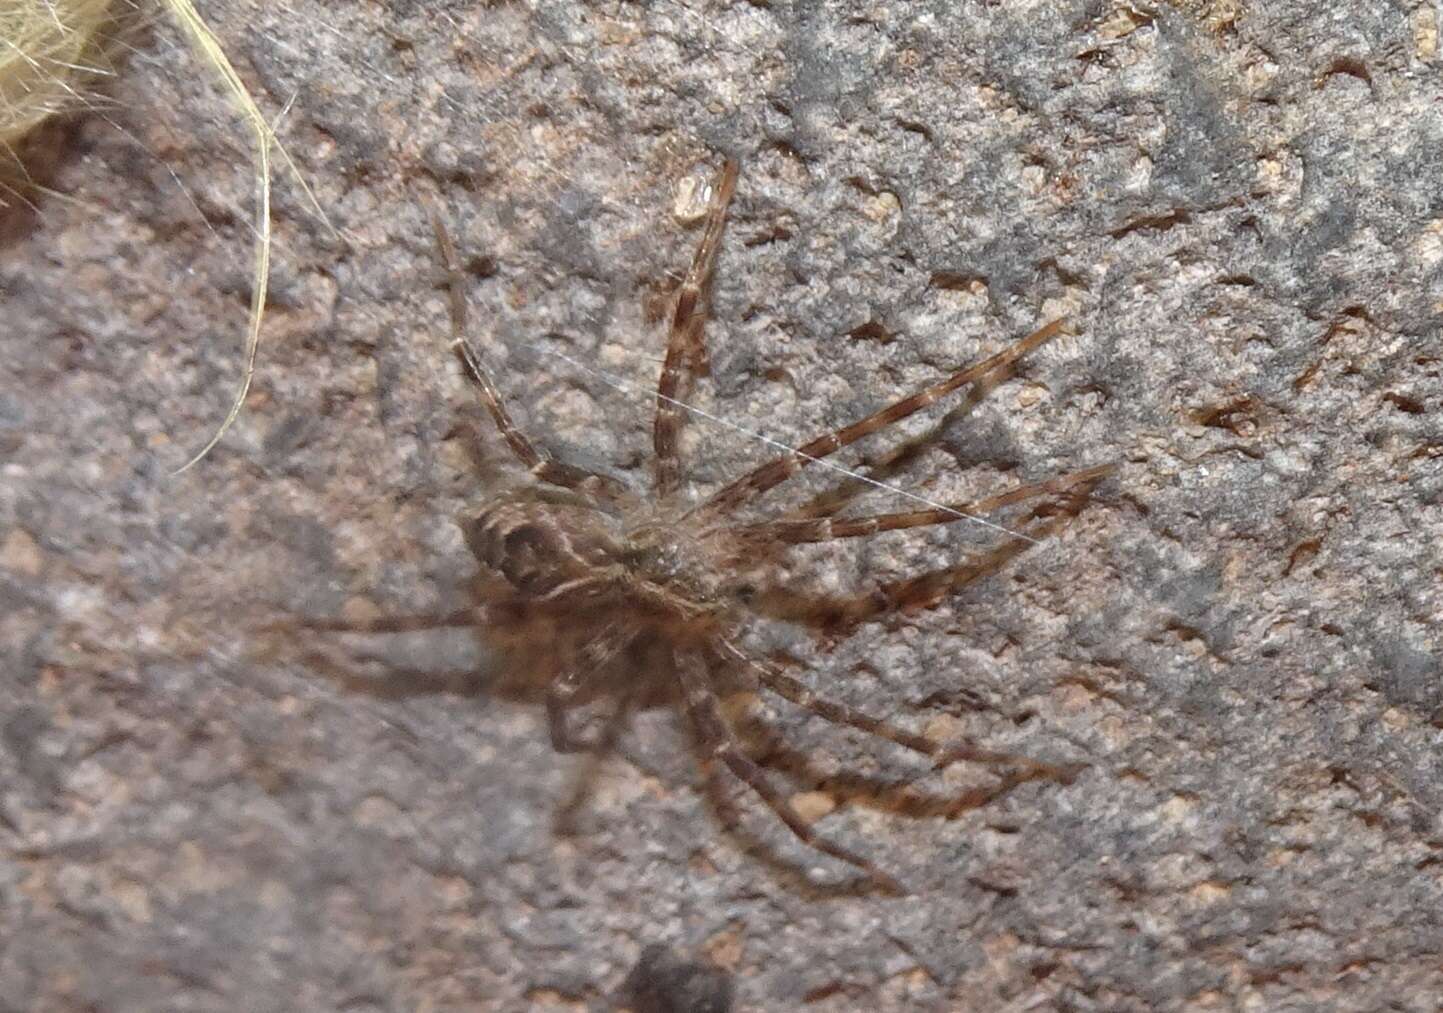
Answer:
[4,2,1442,1010]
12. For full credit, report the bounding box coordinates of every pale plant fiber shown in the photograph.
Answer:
[1,0,115,153]
[3,0,327,470]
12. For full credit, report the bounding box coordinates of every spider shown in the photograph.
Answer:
[302,158,1113,893]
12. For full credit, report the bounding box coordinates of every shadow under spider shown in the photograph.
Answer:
[276,156,1114,895]
[292,624,1076,898]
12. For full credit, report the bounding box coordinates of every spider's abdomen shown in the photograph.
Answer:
[464,497,625,598]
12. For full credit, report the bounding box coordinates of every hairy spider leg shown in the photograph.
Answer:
[749,484,1101,633]
[654,158,740,496]
[675,651,905,893]
[712,638,1080,784]
[777,360,1074,524]
[782,424,938,522]
[864,483,1100,617]
[729,463,1116,545]
[695,317,1069,517]
[428,210,629,505]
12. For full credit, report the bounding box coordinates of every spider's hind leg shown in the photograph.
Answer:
[546,627,636,753]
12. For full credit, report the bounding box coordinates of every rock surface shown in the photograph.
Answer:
[4,1,1443,1009]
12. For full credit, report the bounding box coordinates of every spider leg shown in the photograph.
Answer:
[782,423,938,522]
[694,317,1068,517]
[675,650,905,893]
[653,158,739,496]
[731,464,1115,545]
[548,679,639,755]
[860,497,1089,619]
[712,639,1082,784]
[779,345,1049,524]
[428,208,628,504]
[752,490,1095,632]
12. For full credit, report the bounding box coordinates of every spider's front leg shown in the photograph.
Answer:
[427,206,628,505]
[695,317,1069,517]
[747,473,1108,634]
[730,464,1117,545]
[652,158,739,497]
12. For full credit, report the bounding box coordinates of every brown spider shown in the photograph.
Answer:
[305,159,1113,892]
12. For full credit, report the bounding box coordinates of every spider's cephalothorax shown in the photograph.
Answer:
[315,159,1114,892]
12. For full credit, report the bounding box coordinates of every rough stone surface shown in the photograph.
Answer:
[4,1,1443,1010]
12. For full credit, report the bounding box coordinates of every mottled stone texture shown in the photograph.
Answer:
[4,1,1443,1009]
